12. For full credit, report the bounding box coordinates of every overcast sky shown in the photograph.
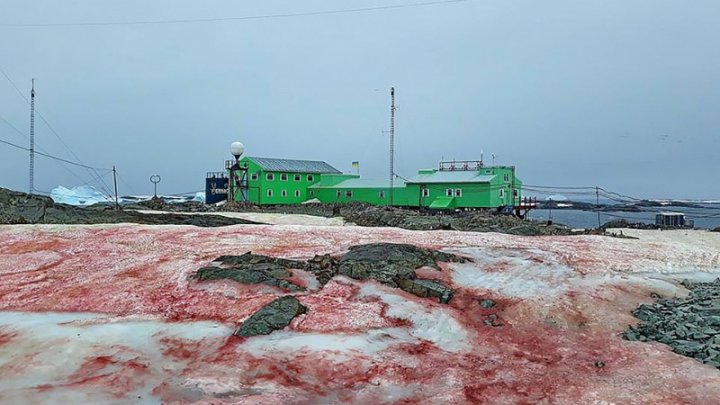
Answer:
[0,0,718,199]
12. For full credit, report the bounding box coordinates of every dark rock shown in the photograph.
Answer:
[338,243,466,282]
[480,299,496,309]
[192,243,466,304]
[337,243,463,302]
[0,187,261,227]
[397,279,454,304]
[191,253,305,292]
[624,278,720,370]
[304,254,339,285]
[234,296,306,337]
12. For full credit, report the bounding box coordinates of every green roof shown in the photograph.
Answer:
[310,178,406,189]
[407,171,496,184]
[247,157,341,174]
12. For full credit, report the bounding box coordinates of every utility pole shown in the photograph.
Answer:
[29,79,35,195]
[389,87,396,206]
[112,165,119,209]
[596,186,601,228]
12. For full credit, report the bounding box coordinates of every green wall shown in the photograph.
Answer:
[311,185,409,206]
[231,157,324,205]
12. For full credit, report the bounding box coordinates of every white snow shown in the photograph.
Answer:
[449,247,575,298]
[0,311,231,404]
[358,283,471,353]
[242,328,414,358]
[134,210,347,226]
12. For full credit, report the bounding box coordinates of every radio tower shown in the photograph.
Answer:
[389,87,396,206]
[29,79,35,195]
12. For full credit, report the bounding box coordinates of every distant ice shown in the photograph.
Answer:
[50,185,114,206]
[50,185,205,206]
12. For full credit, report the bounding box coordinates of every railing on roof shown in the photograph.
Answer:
[438,160,484,171]
[206,171,228,179]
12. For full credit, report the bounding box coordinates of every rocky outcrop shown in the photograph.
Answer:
[305,254,339,286]
[192,243,466,305]
[337,243,465,303]
[0,187,260,227]
[624,279,720,369]
[191,253,306,291]
[234,296,307,337]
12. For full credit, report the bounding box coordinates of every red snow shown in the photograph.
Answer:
[0,224,719,404]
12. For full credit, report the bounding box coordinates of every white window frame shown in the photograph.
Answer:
[499,189,505,198]
[422,188,430,198]
[346,190,353,198]
[295,190,301,197]
[294,174,301,182]
[307,175,314,182]
[267,189,273,197]
[281,173,288,181]
[281,190,287,197]
[455,189,462,197]
[266,173,274,181]
[446,189,453,197]
[336,190,342,197]
[250,173,258,181]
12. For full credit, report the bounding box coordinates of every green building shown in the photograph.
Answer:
[308,175,410,206]
[228,156,523,211]
[230,156,341,204]
[404,165,522,209]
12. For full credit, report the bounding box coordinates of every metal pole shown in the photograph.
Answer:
[112,165,119,209]
[596,186,601,228]
[389,87,396,206]
[29,79,35,194]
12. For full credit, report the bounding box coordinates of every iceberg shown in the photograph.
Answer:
[50,185,114,206]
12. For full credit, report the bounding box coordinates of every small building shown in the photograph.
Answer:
[655,212,694,228]
[404,163,522,209]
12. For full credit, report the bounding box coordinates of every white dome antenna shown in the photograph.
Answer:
[230,141,245,161]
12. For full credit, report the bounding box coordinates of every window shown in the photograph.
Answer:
[346,190,353,198]
[455,189,462,197]
[446,189,453,197]
[266,173,274,181]
[513,189,518,198]
[281,190,287,197]
[307,175,314,182]
[267,189,273,197]
[379,191,385,198]
[336,190,342,197]
[310,191,316,196]
[250,173,258,181]
[295,190,301,197]
[504,174,510,182]
[499,189,505,198]
[294,174,301,182]
[281,173,288,181]
[422,188,430,198]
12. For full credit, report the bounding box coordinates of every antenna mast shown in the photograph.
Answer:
[389,87,396,206]
[29,79,35,195]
